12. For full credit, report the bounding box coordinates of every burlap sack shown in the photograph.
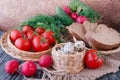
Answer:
[0,0,120,31]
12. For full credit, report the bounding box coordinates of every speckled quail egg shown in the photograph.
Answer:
[74,41,85,52]
[63,42,74,54]
[57,47,64,53]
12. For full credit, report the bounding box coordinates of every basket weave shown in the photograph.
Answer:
[0,30,54,61]
[52,43,86,73]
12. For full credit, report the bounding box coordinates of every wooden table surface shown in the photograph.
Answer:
[0,31,120,80]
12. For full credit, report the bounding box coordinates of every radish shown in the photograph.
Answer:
[71,13,78,21]
[5,60,19,74]
[76,16,87,24]
[63,6,72,16]
[38,55,53,68]
[22,61,37,77]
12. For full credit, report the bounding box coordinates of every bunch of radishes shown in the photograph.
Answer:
[63,6,87,24]
[4,55,52,77]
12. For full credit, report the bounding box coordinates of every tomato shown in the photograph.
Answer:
[76,16,87,24]
[10,30,22,42]
[27,31,39,41]
[32,36,50,52]
[42,31,55,45]
[71,13,78,21]
[35,27,45,35]
[22,25,34,34]
[63,6,72,16]
[84,49,104,69]
[15,37,31,51]
[38,55,53,68]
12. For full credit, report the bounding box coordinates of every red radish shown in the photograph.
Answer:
[35,27,45,35]
[22,25,33,34]
[38,55,53,68]
[5,60,19,74]
[10,30,22,42]
[22,61,37,77]
[71,13,78,21]
[76,16,87,24]
[63,6,72,16]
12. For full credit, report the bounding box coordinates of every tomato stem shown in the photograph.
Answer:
[23,35,27,39]
[41,37,47,43]
[97,51,101,57]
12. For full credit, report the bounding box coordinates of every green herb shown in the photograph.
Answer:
[17,14,66,43]
[50,24,63,43]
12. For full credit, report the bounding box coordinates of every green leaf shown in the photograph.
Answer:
[35,22,50,29]
[69,0,80,12]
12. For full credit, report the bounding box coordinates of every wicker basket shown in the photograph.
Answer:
[0,30,55,61]
[52,43,86,73]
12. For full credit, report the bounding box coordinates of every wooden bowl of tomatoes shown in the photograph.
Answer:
[6,25,56,61]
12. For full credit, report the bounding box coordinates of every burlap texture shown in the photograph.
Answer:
[50,52,120,80]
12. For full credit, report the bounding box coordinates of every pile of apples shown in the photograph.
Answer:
[5,55,53,77]
[10,25,55,52]
[63,6,87,24]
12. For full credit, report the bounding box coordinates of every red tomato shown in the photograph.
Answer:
[63,6,72,16]
[10,30,22,42]
[35,27,45,35]
[42,31,55,45]
[71,13,78,21]
[76,16,87,24]
[15,37,31,51]
[22,61,37,77]
[5,60,19,74]
[32,36,50,52]
[27,31,39,41]
[38,55,53,68]
[22,25,33,34]
[84,49,104,69]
